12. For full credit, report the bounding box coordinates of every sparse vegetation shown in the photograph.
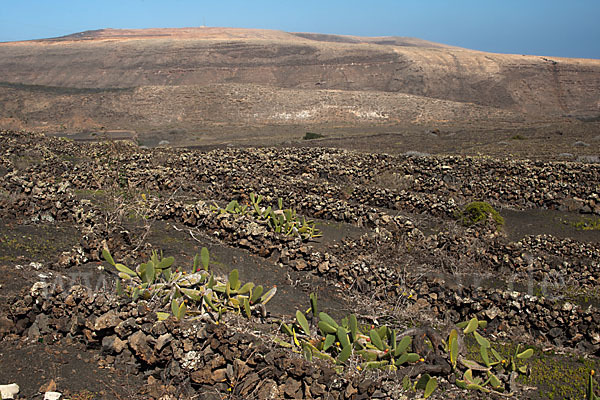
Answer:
[517,350,600,399]
[279,293,423,370]
[2,130,599,399]
[572,216,600,231]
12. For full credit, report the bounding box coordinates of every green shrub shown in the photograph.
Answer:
[303,132,324,140]
[458,201,504,228]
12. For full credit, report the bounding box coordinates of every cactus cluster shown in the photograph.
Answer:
[277,298,539,398]
[450,317,533,395]
[103,247,276,322]
[212,193,322,240]
[277,295,438,398]
[279,294,423,369]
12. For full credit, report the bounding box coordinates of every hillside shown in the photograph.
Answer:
[0,27,599,146]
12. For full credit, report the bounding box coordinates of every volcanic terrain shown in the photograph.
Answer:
[0,27,599,400]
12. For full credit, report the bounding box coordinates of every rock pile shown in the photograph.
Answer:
[6,283,404,399]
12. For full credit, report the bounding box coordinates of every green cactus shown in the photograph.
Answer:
[323,334,335,351]
[225,200,238,213]
[415,374,438,399]
[200,246,210,271]
[363,360,389,369]
[318,320,337,335]
[369,328,385,351]
[250,285,264,304]
[318,312,339,333]
[276,306,536,397]
[250,193,264,216]
[171,298,187,320]
[228,269,240,292]
[310,292,318,317]
[103,248,274,322]
[238,282,254,295]
[302,342,313,362]
[349,314,358,343]
[395,352,420,366]
[395,335,412,357]
[509,345,533,374]
[337,344,352,364]
[487,371,503,390]
[276,297,431,374]
[473,330,490,348]
[464,317,478,334]
[217,193,321,240]
[296,310,311,335]
[449,317,534,395]
[336,326,351,350]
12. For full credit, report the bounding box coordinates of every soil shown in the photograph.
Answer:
[501,208,600,243]
[0,339,147,399]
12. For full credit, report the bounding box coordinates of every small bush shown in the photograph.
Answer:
[304,132,324,140]
[458,201,504,228]
[511,134,525,140]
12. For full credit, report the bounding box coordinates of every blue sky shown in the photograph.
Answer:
[0,0,598,59]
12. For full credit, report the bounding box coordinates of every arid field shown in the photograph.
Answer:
[0,128,598,399]
[0,27,599,400]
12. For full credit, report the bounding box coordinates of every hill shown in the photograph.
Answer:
[0,27,599,149]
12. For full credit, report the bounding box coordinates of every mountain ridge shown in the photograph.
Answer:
[11,27,457,49]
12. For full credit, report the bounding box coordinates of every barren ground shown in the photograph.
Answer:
[0,27,599,400]
[0,129,599,399]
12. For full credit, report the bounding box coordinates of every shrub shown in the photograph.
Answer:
[304,132,324,140]
[458,201,504,228]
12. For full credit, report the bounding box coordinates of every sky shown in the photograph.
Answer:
[0,0,598,59]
